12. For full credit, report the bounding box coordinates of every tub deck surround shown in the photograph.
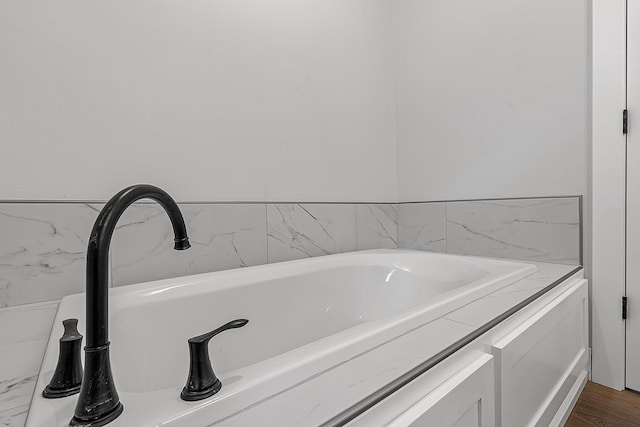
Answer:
[0,404,28,427]
[0,301,58,417]
[26,249,549,426]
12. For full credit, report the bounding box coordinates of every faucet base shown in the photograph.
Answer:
[71,345,122,426]
[181,378,222,401]
[42,384,81,399]
[69,402,123,427]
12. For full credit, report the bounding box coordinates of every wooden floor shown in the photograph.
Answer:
[565,381,640,426]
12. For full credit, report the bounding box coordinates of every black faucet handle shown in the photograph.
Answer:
[188,319,249,344]
[181,319,249,401]
[61,319,83,340]
[43,319,83,398]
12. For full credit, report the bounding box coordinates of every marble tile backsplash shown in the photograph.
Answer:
[397,203,446,252]
[356,204,398,250]
[267,204,358,263]
[111,204,268,286]
[0,197,580,311]
[0,204,100,308]
[398,197,581,265]
[397,197,581,265]
[446,198,581,264]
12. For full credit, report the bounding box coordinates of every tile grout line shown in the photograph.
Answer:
[355,205,360,251]
[264,203,269,264]
[394,202,399,249]
[445,202,449,253]
[441,316,476,328]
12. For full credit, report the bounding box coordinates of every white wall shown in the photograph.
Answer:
[0,0,397,202]
[393,0,590,202]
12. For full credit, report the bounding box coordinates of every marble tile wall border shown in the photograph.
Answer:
[0,202,398,308]
[110,204,269,287]
[446,198,581,264]
[397,203,446,252]
[267,204,356,263]
[0,204,100,308]
[356,204,398,251]
[0,197,581,309]
[397,196,582,266]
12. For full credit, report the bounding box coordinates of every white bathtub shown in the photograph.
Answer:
[28,249,536,427]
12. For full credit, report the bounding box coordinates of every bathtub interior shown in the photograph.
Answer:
[28,250,538,427]
[108,252,526,393]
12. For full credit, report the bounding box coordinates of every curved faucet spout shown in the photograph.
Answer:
[71,185,190,427]
[85,185,190,346]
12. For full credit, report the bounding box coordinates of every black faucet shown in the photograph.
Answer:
[71,185,190,427]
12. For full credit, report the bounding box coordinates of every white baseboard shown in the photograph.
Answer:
[549,369,588,427]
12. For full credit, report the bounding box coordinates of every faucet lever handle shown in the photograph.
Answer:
[181,319,249,401]
[188,319,248,345]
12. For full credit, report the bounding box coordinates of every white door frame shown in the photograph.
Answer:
[592,0,627,390]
